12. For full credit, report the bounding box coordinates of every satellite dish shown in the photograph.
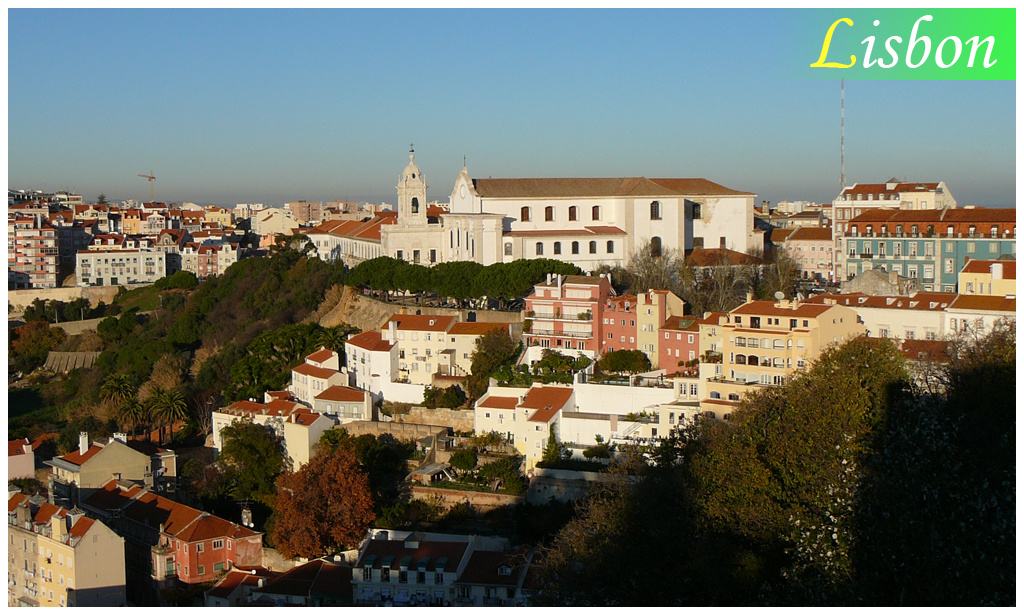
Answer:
[774,291,785,301]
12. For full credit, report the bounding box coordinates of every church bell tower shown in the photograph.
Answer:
[397,145,428,226]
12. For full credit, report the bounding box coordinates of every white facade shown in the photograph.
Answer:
[212,401,334,467]
[379,155,760,272]
[75,249,166,286]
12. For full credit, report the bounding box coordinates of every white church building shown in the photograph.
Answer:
[371,150,760,271]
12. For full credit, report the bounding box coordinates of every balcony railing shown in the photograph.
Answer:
[526,330,593,339]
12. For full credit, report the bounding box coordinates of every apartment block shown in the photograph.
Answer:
[8,216,59,288]
[698,298,865,419]
[524,274,612,357]
[8,492,127,607]
[958,259,1015,296]
[841,207,1015,291]
[75,249,167,286]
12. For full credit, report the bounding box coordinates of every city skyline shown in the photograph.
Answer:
[9,9,1016,208]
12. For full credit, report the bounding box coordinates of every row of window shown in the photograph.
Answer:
[363,567,445,585]
[522,240,616,257]
[851,224,1012,238]
[521,205,602,223]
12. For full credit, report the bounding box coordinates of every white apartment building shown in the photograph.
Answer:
[75,249,166,286]
[289,349,347,406]
[212,399,334,467]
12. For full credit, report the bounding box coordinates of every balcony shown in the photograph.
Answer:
[527,329,593,340]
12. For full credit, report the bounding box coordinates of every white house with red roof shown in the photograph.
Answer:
[212,399,334,466]
[313,385,374,423]
[289,349,347,406]
[344,330,398,399]
[474,384,576,469]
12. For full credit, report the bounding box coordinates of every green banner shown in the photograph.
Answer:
[789,9,1014,80]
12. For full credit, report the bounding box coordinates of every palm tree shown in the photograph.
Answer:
[101,374,136,406]
[148,388,188,444]
[315,326,349,354]
[117,398,150,437]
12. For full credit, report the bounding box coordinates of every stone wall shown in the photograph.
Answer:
[410,486,524,513]
[8,284,138,311]
[395,408,475,434]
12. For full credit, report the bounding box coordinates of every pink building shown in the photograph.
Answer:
[523,274,612,354]
[781,226,834,281]
[601,294,638,354]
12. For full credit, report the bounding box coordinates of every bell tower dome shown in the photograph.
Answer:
[397,145,428,226]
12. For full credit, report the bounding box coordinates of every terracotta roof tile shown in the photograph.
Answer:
[960,259,1016,279]
[305,348,336,363]
[292,362,341,379]
[947,294,1016,312]
[685,248,763,266]
[471,177,752,198]
[314,386,366,403]
[57,444,104,466]
[383,314,456,332]
[355,539,469,573]
[448,322,510,336]
[730,300,833,318]
[520,386,574,422]
[786,227,833,241]
[346,331,394,352]
[477,395,520,410]
[9,438,30,456]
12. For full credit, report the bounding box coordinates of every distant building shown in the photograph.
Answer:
[779,226,834,281]
[958,259,1016,296]
[287,200,325,226]
[8,439,35,481]
[212,399,334,467]
[75,249,167,286]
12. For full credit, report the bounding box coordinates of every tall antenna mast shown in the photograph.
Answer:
[840,79,845,193]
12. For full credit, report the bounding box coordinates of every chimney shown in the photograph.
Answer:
[387,319,398,341]
[992,262,1003,280]
[745,292,753,303]
[113,432,127,444]
[78,432,89,456]
[546,273,552,285]
[54,514,69,541]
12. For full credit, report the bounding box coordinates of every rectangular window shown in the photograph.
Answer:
[212,539,224,549]
[197,565,205,575]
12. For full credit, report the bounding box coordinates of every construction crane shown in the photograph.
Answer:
[138,171,156,203]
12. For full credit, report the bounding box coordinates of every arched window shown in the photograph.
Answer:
[536,242,544,256]
[521,207,531,222]
[568,206,577,221]
[650,201,661,220]
[411,197,419,214]
[589,241,597,254]
[592,205,600,220]
[710,391,721,399]
[747,355,758,366]
[553,242,561,255]
[607,240,614,253]
[571,241,579,255]
[545,206,554,222]
[650,236,662,258]
[735,354,746,365]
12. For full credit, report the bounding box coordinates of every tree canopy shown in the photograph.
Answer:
[218,421,291,500]
[271,446,376,559]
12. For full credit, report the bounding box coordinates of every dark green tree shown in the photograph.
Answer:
[218,421,291,500]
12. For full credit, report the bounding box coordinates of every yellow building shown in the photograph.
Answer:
[204,206,234,228]
[8,493,127,607]
[958,259,1015,296]
[635,290,686,368]
[698,298,866,419]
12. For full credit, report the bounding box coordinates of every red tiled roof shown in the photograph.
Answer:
[355,539,469,573]
[292,362,341,379]
[960,259,1016,279]
[685,248,763,266]
[898,339,951,363]
[730,300,833,318]
[504,226,626,238]
[841,182,940,195]
[67,517,95,539]
[804,292,956,311]
[448,322,509,336]
[305,348,336,363]
[521,386,573,422]
[660,316,700,332]
[314,386,366,403]
[57,444,104,466]
[477,395,520,410]
[255,558,352,600]
[8,493,28,512]
[535,274,605,288]
[346,330,394,352]
[472,177,752,198]
[208,568,278,600]
[383,314,456,332]
[456,549,530,586]
[947,294,1016,312]
[9,438,30,456]
[786,227,832,241]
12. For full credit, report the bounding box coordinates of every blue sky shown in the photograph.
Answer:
[8,9,1015,207]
